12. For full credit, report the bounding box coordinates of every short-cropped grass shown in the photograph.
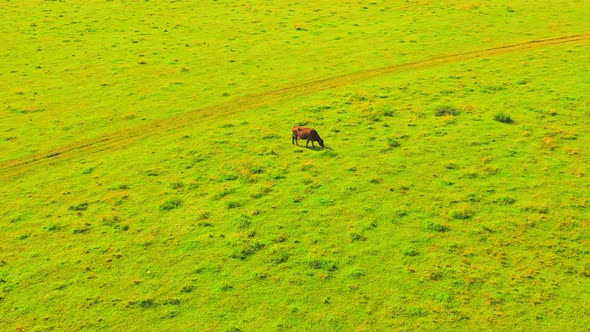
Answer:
[1,1,589,331]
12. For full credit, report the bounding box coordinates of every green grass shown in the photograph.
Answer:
[2,0,590,330]
[494,112,514,124]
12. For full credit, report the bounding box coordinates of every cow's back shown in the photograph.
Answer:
[293,126,310,139]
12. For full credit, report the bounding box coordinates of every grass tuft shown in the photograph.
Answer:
[307,257,339,272]
[451,209,475,220]
[171,181,184,189]
[226,200,243,209]
[387,138,401,148]
[423,220,450,233]
[494,112,514,123]
[402,247,419,257]
[231,242,265,260]
[68,202,89,211]
[160,199,182,211]
[347,268,367,279]
[496,196,516,205]
[435,105,459,117]
[349,232,367,242]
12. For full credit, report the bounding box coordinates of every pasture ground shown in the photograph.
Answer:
[1,1,589,330]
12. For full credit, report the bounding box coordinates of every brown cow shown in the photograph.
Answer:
[292,126,324,148]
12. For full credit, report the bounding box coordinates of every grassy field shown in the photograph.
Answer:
[2,0,590,330]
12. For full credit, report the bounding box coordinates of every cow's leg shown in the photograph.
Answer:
[306,139,310,148]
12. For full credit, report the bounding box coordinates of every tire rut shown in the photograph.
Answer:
[2,33,589,178]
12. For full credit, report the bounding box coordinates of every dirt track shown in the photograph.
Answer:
[2,33,589,178]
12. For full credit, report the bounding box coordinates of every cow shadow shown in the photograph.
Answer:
[308,146,332,152]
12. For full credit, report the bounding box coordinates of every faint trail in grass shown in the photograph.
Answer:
[1,33,588,178]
